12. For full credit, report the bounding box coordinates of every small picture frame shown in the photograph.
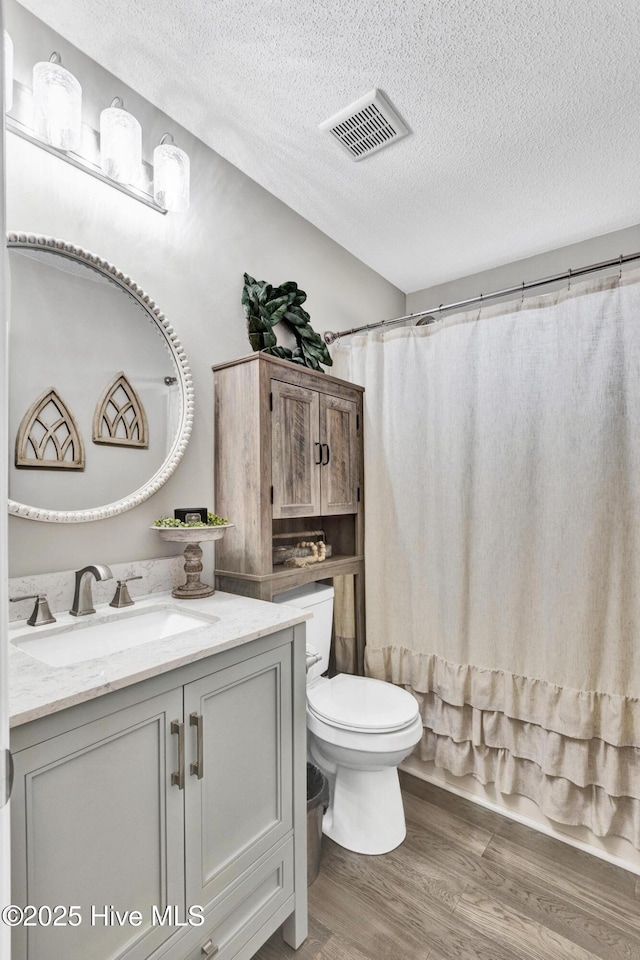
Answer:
[174,507,208,524]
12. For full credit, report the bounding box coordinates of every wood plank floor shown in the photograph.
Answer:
[254,771,640,960]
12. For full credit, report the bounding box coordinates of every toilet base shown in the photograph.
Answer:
[321,765,407,855]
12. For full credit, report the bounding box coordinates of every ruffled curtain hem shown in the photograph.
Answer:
[366,644,640,846]
[366,645,640,747]
[418,731,640,847]
[412,690,640,796]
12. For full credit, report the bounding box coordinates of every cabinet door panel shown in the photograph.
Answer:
[11,690,184,960]
[320,394,359,514]
[271,380,321,518]
[184,645,292,909]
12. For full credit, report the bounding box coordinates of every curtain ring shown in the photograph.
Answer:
[521,281,525,304]
[567,268,572,291]
[619,254,623,281]
[438,304,443,314]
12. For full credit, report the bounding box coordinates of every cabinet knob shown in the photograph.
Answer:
[201,939,219,958]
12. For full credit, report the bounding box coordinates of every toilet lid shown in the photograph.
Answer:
[307,675,420,732]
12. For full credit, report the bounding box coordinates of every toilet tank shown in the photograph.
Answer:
[274,582,334,677]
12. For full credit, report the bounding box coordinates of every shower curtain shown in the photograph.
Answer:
[332,270,640,846]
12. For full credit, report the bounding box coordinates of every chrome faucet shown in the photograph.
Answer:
[69,564,113,617]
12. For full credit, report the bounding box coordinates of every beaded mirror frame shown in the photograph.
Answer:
[7,233,195,522]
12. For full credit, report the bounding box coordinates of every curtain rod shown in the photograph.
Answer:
[323,250,640,344]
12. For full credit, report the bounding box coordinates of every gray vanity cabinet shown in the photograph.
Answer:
[183,646,292,912]
[10,688,186,960]
[10,627,307,960]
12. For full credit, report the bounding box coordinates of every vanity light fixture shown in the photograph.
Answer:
[6,47,179,213]
[32,51,82,151]
[100,97,142,184]
[153,133,190,212]
[4,31,13,113]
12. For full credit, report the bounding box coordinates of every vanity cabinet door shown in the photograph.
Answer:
[271,379,322,518]
[10,689,185,960]
[183,643,293,912]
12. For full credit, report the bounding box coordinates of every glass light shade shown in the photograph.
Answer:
[100,104,142,183]
[4,31,13,113]
[153,141,190,211]
[32,57,82,151]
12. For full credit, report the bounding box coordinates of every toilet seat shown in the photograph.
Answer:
[307,674,419,733]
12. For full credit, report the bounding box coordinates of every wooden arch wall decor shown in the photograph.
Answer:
[93,372,149,448]
[15,387,85,470]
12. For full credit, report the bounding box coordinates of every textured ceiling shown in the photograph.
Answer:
[16,0,640,293]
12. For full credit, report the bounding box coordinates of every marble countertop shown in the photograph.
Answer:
[9,590,310,727]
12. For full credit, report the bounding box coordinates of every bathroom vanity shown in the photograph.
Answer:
[8,592,309,960]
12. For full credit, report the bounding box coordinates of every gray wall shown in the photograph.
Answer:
[5,0,404,578]
[407,223,640,316]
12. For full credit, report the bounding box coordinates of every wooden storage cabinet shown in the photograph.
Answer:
[213,353,365,671]
[271,381,359,518]
[10,628,306,960]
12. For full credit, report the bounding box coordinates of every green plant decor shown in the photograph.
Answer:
[242,273,333,371]
[153,512,228,528]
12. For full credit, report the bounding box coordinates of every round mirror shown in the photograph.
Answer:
[8,233,194,522]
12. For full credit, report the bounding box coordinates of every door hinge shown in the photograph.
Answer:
[357,486,361,502]
[356,413,360,431]
[1,749,13,808]
[269,392,273,411]
[270,485,274,504]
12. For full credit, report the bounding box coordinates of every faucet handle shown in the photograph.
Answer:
[109,576,142,609]
[10,594,56,627]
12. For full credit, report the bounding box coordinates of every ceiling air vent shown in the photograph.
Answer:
[319,88,409,161]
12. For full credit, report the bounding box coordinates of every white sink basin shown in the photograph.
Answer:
[11,604,220,667]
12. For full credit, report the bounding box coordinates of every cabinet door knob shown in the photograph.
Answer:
[190,711,204,780]
[170,720,185,790]
[314,441,322,465]
[201,939,219,958]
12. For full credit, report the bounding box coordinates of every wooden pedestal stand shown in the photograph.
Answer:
[153,525,233,599]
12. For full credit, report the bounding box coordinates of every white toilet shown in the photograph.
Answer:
[274,582,423,855]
